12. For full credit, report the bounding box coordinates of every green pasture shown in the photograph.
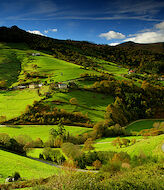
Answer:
[31,56,98,82]
[0,48,22,86]
[0,149,58,183]
[0,125,92,142]
[126,119,164,132]
[95,136,143,143]
[27,148,44,158]
[51,90,114,110]
[27,148,65,159]
[94,134,164,158]
[49,90,114,122]
[102,63,128,75]
[0,89,41,120]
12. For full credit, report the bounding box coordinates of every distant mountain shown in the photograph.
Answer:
[117,41,164,54]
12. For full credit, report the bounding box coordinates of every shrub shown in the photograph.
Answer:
[93,160,102,170]
[13,172,21,181]
[83,138,94,151]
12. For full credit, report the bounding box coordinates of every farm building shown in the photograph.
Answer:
[58,83,68,89]
[29,83,43,89]
[158,77,164,81]
[128,69,135,74]
[17,85,26,89]
[32,53,40,56]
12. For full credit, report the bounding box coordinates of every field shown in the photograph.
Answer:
[0,149,58,183]
[49,90,114,122]
[94,134,164,157]
[126,119,164,132]
[0,125,92,142]
[0,43,31,87]
[20,53,99,84]
[0,89,41,120]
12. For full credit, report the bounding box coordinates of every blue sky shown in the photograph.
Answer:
[0,0,164,45]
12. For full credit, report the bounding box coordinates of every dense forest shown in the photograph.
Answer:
[0,26,164,73]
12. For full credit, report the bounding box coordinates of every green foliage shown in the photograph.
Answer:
[42,148,65,164]
[61,143,83,160]
[83,138,94,151]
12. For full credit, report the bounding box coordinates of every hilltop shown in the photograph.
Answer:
[0,26,164,74]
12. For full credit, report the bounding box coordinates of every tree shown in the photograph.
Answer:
[83,138,94,151]
[92,160,102,170]
[69,97,78,105]
[0,80,7,89]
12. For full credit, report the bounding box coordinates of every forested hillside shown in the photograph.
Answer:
[0,26,164,74]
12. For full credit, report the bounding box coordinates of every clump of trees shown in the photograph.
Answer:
[0,133,26,154]
[112,137,136,148]
[39,148,65,164]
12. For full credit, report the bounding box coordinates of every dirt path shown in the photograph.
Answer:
[27,156,98,173]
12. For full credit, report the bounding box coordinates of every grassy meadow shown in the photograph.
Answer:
[0,149,58,183]
[48,89,114,122]
[0,125,92,142]
[0,89,41,120]
[94,134,164,158]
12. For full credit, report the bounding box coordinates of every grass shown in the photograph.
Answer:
[0,89,41,120]
[0,48,22,87]
[0,125,92,142]
[27,148,45,158]
[0,149,58,183]
[27,148,65,159]
[24,55,98,83]
[95,136,143,143]
[126,119,164,132]
[94,134,164,158]
[48,89,114,122]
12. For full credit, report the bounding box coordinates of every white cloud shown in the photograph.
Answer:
[44,28,58,33]
[109,42,120,46]
[155,21,164,30]
[123,21,164,43]
[28,30,45,36]
[99,30,125,40]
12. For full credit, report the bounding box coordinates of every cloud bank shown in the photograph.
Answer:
[99,30,125,40]
[124,21,164,43]
[28,30,44,36]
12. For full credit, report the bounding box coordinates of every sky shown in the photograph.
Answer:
[0,0,164,45]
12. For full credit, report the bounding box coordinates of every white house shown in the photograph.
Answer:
[58,83,68,89]
[29,83,43,89]
[29,84,36,89]
[17,85,26,89]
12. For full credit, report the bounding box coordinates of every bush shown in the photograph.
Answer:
[13,172,21,181]
[42,148,65,164]
[83,138,94,151]
[93,160,102,170]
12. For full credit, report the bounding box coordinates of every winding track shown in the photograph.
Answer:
[27,156,98,173]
